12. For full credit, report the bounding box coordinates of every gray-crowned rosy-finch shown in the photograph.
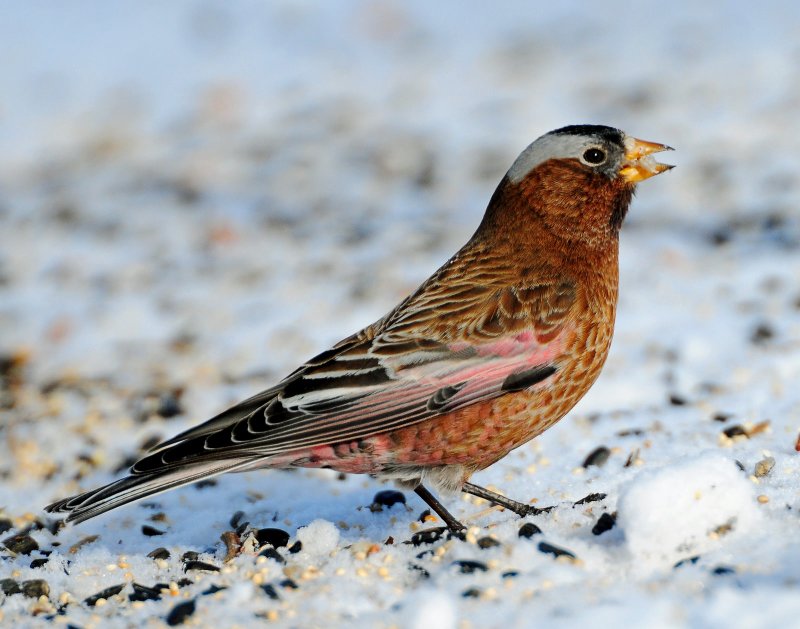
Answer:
[47,125,672,532]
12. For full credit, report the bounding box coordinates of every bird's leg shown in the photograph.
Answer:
[413,485,466,533]
[462,481,551,517]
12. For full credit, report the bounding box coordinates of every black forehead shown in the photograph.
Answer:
[549,125,624,147]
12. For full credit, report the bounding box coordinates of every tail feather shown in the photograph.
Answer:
[45,459,255,524]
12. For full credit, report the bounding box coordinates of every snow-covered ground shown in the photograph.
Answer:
[3,2,800,627]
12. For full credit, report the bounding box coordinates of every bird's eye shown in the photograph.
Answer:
[582,148,606,165]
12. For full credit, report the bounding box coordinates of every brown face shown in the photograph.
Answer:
[526,158,635,239]
[479,127,673,250]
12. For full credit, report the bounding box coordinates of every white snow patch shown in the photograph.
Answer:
[618,453,761,568]
[403,590,458,629]
[296,519,340,556]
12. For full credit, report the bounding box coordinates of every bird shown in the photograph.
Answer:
[46,124,672,532]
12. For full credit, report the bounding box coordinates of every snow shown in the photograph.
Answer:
[617,453,761,568]
[296,519,340,557]
[2,0,800,627]
[403,590,458,629]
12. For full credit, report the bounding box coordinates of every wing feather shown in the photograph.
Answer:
[134,246,577,475]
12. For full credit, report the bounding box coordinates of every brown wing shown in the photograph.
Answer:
[135,241,577,473]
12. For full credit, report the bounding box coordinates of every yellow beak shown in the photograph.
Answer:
[619,136,674,183]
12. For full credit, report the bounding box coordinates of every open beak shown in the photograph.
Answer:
[619,136,674,183]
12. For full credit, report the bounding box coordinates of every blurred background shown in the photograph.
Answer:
[3,0,799,380]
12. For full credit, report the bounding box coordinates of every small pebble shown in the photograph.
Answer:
[181,551,199,562]
[0,578,21,595]
[30,557,49,569]
[712,566,736,576]
[259,547,286,564]
[750,322,775,344]
[723,425,748,439]
[279,579,299,590]
[255,528,290,548]
[674,556,700,569]
[201,585,227,596]
[21,579,49,598]
[592,512,617,536]
[261,584,280,600]
[129,583,162,602]
[708,227,732,246]
[2,533,39,555]
[476,536,501,549]
[582,446,610,468]
[184,560,220,573]
[147,547,170,560]
[754,456,775,478]
[757,495,769,504]
[669,394,688,406]
[157,391,184,418]
[518,522,542,539]
[142,525,165,537]
[370,490,406,511]
[452,560,488,574]
[574,492,607,505]
[462,588,481,598]
[166,600,196,626]
[501,571,519,579]
[537,541,576,560]
[0,518,12,535]
[85,584,126,606]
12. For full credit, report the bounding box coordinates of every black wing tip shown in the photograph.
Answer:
[501,365,558,393]
[44,495,73,515]
[44,495,87,523]
[42,502,78,527]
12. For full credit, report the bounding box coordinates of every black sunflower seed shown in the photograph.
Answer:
[518,522,542,539]
[166,599,196,626]
[84,583,125,606]
[537,541,576,560]
[255,528,289,549]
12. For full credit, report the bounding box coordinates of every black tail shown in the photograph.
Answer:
[45,459,255,524]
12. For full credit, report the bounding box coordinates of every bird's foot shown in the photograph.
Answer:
[461,481,553,518]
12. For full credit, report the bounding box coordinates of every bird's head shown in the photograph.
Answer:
[508,125,673,186]
[482,125,673,249]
